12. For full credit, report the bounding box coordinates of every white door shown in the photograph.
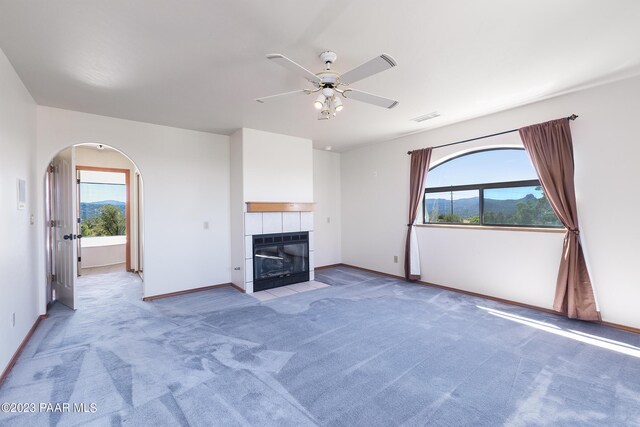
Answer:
[53,147,77,309]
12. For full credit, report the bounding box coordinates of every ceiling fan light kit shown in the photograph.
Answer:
[257,51,398,120]
[333,97,343,112]
[314,93,326,109]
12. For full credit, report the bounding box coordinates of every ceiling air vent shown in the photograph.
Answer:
[411,111,440,123]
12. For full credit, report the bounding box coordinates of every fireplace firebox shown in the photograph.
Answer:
[253,232,309,292]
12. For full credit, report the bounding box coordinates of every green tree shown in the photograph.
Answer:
[438,213,461,223]
[483,211,506,224]
[513,199,536,225]
[95,204,126,236]
[511,189,561,226]
[80,220,95,237]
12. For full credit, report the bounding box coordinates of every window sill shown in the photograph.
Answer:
[81,235,127,247]
[415,223,566,233]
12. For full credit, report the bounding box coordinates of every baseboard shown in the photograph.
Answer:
[337,263,403,281]
[599,320,640,334]
[0,314,47,386]
[142,282,240,301]
[81,261,126,269]
[414,279,560,316]
[314,263,344,271]
[228,283,246,293]
[336,263,640,335]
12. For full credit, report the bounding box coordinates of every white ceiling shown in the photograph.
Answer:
[1,0,640,151]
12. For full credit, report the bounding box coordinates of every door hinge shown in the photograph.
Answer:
[78,256,81,262]
[51,274,56,282]
[50,219,56,227]
[77,178,80,184]
[77,217,81,224]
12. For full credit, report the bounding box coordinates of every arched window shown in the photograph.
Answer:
[423,148,562,227]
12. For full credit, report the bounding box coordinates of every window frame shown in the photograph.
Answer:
[422,149,563,229]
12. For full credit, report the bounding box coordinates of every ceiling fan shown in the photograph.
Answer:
[256,51,398,120]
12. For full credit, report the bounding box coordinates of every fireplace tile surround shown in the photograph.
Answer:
[283,212,301,232]
[244,211,314,293]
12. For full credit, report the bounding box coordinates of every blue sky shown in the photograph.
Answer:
[485,186,544,200]
[425,149,543,200]
[80,183,126,203]
[426,149,537,188]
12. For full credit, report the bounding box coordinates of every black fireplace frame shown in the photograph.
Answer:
[252,231,309,292]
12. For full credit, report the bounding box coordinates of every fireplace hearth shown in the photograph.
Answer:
[253,232,309,292]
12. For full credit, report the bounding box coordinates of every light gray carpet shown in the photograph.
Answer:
[1,266,639,426]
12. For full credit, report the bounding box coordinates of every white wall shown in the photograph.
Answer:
[342,74,640,328]
[242,128,313,203]
[313,150,342,267]
[0,49,38,375]
[36,106,231,301]
[81,244,125,268]
[229,129,244,287]
[76,146,136,170]
[81,236,126,268]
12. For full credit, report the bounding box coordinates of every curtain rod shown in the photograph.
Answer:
[407,114,578,155]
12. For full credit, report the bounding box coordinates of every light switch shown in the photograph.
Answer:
[203,221,209,230]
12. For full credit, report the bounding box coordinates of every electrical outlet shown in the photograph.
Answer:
[203,221,209,230]
[326,217,331,224]
[11,312,15,328]
[393,256,398,263]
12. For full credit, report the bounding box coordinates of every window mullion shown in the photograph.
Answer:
[423,189,427,223]
[479,187,484,225]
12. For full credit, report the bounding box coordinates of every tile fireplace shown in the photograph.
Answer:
[242,211,314,293]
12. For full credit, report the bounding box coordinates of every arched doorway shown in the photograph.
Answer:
[44,143,144,310]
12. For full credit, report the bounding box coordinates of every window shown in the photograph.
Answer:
[423,148,562,228]
[79,170,127,237]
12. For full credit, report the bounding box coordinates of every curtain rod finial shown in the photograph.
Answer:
[568,114,578,121]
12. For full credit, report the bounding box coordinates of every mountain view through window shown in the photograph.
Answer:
[424,148,562,227]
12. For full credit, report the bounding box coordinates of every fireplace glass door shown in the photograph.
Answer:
[253,232,309,291]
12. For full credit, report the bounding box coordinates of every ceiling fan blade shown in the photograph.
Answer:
[267,54,321,84]
[255,89,310,103]
[339,54,397,85]
[342,89,398,109]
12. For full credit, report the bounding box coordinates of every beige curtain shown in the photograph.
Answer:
[519,118,599,320]
[405,148,432,281]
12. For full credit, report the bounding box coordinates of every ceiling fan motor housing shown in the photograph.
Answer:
[320,51,337,65]
[318,51,339,88]
[317,71,339,87]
